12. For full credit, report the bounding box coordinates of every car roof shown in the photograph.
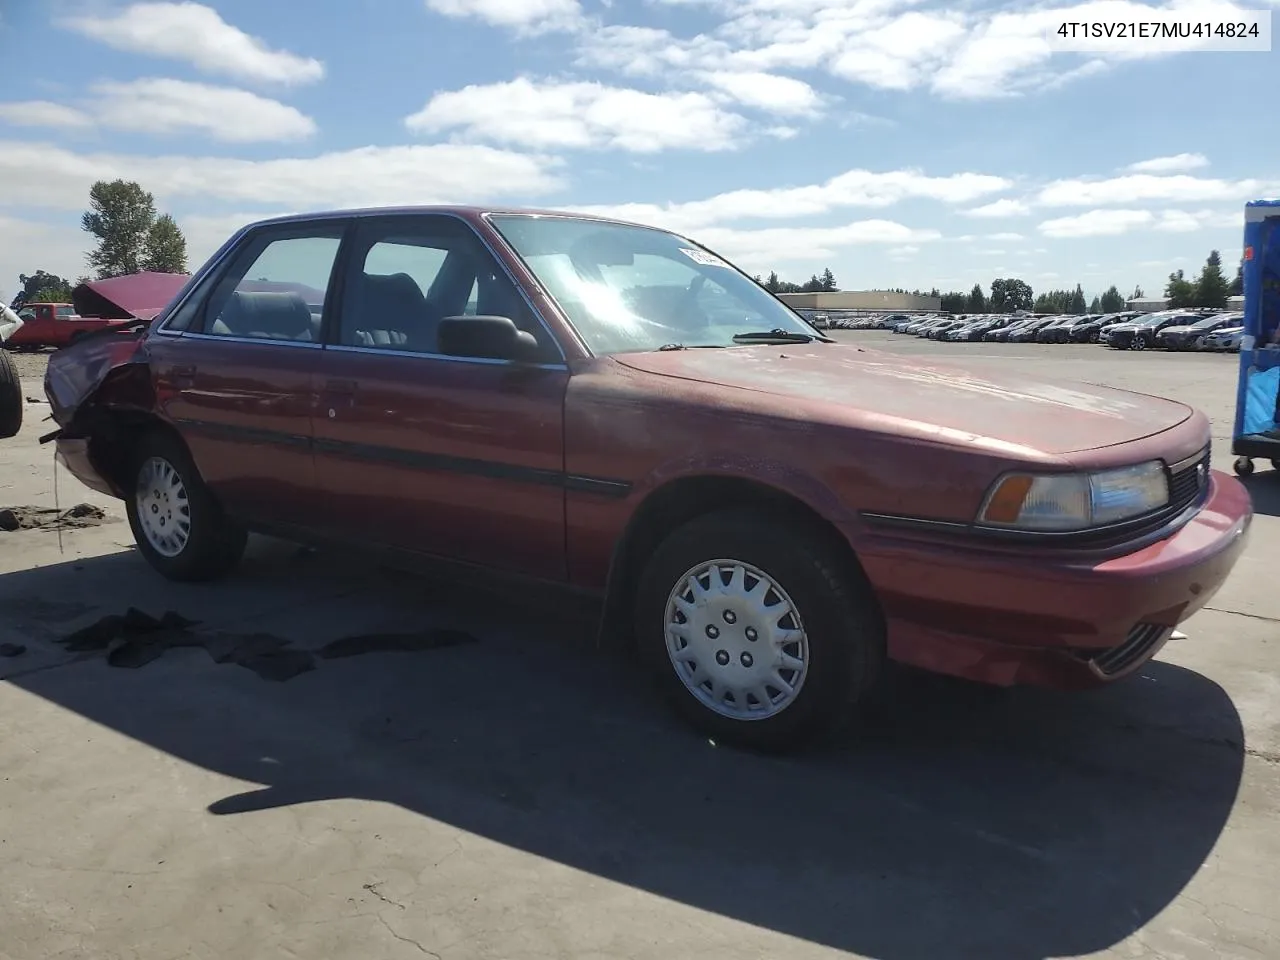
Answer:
[244,205,665,233]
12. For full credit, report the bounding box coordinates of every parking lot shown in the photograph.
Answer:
[2,333,1278,960]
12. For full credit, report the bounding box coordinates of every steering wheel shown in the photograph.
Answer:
[674,275,707,326]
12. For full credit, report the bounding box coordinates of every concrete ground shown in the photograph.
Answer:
[1,335,1278,960]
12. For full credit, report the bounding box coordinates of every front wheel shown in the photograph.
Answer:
[1131,337,1146,351]
[1234,457,1254,477]
[125,430,247,581]
[634,508,884,752]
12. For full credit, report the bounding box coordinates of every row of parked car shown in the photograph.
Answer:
[807,309,1247,352]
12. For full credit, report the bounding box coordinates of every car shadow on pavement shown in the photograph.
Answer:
[1240,470,1280,517]
[1,544,1245,960]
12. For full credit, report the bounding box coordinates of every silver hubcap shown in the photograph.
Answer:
[664,560,810,721]
[136,456,191,558]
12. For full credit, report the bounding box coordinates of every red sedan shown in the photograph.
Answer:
[42,207,1252,751]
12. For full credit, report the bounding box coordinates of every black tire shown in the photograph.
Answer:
[634,508,884,752]
[1234,457,1254,477]
[1131,337,1146,351]
[124,429,247,582]
[0,347,21,439]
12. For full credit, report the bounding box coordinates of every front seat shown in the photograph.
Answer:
[344,273,428,349]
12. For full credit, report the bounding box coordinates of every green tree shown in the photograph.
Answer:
[1130,284,1144,300]
[1193,249,1229,308]
[1229,261,1243,297]
[939,291,967,313]
[10,270,74,308]
[1089,294,1101,312]
[763,270,781,293]
[82,179,158,278]
[1068,283,1087,314]
[1165,269,1196,308]
[1033,289,1073,314]
[819,267,837,292]
[966,283,987,312]
[141,213,188,273]
[1100,285,1125,312]
[989,277,1034,313]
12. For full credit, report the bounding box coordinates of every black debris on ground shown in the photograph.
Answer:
[0,642,26,658]
[0,503,110,532]
[53,608,477,682]
[317,628,478,659]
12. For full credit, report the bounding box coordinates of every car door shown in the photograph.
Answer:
[145,222,346,529]
[310,213,570,580]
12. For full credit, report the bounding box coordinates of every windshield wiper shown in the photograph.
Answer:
[731,328,833,344]
[657,343,725,351]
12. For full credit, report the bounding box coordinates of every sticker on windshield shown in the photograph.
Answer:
[679,247,728,267]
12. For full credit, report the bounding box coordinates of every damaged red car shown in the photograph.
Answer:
[42,207,1253,750]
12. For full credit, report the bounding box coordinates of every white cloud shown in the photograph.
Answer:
[1153,208,1239,232]
[85,79,314,142]
[1036,173,1268,207]
[698,70,822,116]
[425,0,583,31]
[963,198,1030,218]
[0,101,93,129]
[1038,209,1156,237]
[406,78,749,152]
[0,216,90,293]
[567,168,1010,234]
[986,232,1025,241]
[692,220,942,267]
[0,140,564,210]
[577,0,1270,101]
[1125,152,1210,174]
[60,2,324,86]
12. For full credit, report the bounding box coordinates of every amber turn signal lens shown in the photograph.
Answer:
[981,474,1034,523]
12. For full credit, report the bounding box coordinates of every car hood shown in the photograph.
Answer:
[613,344,1193,458]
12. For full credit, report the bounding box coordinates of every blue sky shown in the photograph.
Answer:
[0,0,1276,304]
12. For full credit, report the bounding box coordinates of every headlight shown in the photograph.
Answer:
[977,461,1169,532]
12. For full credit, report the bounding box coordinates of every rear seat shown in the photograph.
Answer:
[210,291,316,341]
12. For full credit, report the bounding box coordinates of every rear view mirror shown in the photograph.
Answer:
[437,315,540,362]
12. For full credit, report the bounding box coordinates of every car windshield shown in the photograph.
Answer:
[1193,313,1238,328]
[488,215,819,354]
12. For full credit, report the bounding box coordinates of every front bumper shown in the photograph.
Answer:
[848,471,1252,689]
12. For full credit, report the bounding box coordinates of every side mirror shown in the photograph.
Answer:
[437,315,540,362]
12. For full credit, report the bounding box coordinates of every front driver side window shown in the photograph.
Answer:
[200,230,343,343]
[337,216,559,362]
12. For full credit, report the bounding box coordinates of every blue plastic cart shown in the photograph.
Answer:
[1231,199,1280,476]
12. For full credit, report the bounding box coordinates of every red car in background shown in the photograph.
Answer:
[41,206,1253,751]
[7,302,134,350]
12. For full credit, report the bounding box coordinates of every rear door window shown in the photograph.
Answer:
[199,228,345,343]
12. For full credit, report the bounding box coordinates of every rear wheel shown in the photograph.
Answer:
[125,430,247,581]
[634,508,884,752]
[0,347,21,439]
[1234,457,1254,477]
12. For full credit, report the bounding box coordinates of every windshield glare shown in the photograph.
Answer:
[489,215,818,354]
